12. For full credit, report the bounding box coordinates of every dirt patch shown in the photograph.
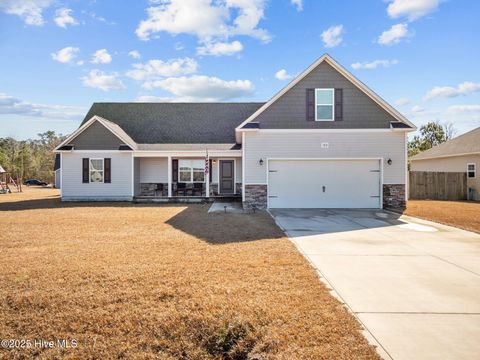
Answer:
[406,200,480,233]
[0,188,379,359]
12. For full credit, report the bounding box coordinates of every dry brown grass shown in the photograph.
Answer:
[0,188,379,359]
[406,200,480,233]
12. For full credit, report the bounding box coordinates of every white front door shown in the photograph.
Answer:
[267,159,381,208]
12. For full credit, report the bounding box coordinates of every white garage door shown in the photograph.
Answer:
[268,159,381,208]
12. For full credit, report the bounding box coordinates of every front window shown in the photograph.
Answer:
[315,88,334,121]
[179,159,205,183]
[90,159,104,183]
[468,163,476,178]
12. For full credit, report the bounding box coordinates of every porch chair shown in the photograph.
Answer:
[176,183,187,196]
[155,183,164,197]
[193,183,203,196]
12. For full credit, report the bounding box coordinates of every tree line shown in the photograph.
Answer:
[0,131,66,184]
[408,121,456,158]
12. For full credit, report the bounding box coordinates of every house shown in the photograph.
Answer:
[410,127,480,200]
[54,54,415,210]
[54,154,61,189]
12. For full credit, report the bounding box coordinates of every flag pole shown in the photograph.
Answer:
[205,148,210,198]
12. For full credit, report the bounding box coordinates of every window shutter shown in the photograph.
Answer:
[82,158,89,183]
[172,159,178,182]
[104,158,111,183]
[334,88,343,121]
[306,88,315,121]
[209,159,212,182]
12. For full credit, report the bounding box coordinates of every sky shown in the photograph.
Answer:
[0,0,479,140]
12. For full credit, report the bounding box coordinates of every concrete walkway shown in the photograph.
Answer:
[270,209,480,360]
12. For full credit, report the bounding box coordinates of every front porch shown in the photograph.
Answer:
[133,154,242,201]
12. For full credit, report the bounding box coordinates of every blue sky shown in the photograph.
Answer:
[0,0,479,139]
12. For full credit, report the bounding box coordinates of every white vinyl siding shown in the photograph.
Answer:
[244,131,406,185]
[61,151,133,200]
[139,157,168,183]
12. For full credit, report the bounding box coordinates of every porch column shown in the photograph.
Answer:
[167,156,172,197]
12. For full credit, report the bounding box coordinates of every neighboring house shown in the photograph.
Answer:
[54,154,61,189]
[410,127,480,200]
[54,54,415,210]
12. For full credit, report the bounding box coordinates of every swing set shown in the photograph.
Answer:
[0,165,22,194]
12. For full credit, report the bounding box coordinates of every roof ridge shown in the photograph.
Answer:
[91,102,266,105]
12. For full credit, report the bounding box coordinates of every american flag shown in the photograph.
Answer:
[205,150,209,175]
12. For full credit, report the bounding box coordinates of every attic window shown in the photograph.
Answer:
[315,89,334,121]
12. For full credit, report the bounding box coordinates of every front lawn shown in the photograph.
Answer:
[0,188,379,359]
[406,199,480,233]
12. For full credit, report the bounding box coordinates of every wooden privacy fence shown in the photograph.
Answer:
[409,171,467,200]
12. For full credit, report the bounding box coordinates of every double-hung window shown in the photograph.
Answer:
[90,159,104,183]
[315,88,335,121]
[179,159,205,183]
[467,163,476,178]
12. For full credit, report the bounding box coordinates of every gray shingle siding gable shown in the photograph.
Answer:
[71,121,124,150]
[255,62,398,129]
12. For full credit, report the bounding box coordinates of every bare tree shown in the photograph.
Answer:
[443,121,457,140]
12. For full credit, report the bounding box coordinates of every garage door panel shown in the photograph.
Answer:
[268,160,381,208]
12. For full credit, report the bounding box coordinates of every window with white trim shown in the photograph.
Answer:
[315,88,335,121]
[179,159,205,183]
[467,163,476,178]
[90,159,104,183]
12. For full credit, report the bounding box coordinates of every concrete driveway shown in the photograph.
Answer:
[270,209,480,360]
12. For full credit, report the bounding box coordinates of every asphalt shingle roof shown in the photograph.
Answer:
[410,126,480,160]
[82,102,265,144]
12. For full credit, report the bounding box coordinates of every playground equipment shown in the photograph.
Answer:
[0,165,22,194]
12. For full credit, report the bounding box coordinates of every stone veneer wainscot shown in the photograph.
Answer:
[244,184,267,210]
[383,184,406,211]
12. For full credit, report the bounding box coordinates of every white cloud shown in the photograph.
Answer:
[91,49,112,64]
[424,81,480,101]
[351,59,399,70]
[81,70,126,91]
[378,23,411,45]
[275,69,293,81]
[291,0,303,11]
[0,92,85,120]
[135,0,270,43]
[387,0,440,21]
[51,46,80,64]
[142,75,255,101]
[128,50,141,59]
[321,25,344,48]
[54,8,78,28]
[82,11,115,25]
[447,105,480,114]
[126,58,198,81]
[0,0,53,26]
[395,97,410,106]
[411,105,425,114]
[197,40,243,56]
